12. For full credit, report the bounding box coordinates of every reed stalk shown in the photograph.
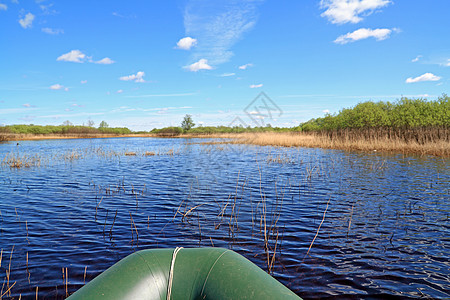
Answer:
[304,198,331,259]
[0,281,16,298]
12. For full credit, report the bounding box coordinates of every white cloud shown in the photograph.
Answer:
[249,83,263,88]
[81,80,87,84]
[445,59,450,67]
[406,73,441,83]
[238,63,253,70]
[323,109,330,114]
[334,28,392,44]
[95,57,115,64]
[185,58,212,72]
[19,12,35,29]
[176,37,197,50]
[220,72,235,77]
[57,50,114,64]
[0,3,7,10]
[412,55,422,63]
[42,27,64,35]
[184,0,261,65]
[320,0,391,24]
[57,50,86,63]
[50,84,69,91]
[119,71,145,82]
[116,89,123,94]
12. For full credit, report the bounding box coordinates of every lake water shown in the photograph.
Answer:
[0,137,449,299]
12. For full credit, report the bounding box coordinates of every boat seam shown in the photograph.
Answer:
[200,249,231,297]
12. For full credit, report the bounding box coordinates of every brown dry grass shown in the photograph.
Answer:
[192,132,449,157]
[229,132,449,157]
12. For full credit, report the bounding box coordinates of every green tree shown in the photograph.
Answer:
[181,114,195,131]
[99,121,109,128]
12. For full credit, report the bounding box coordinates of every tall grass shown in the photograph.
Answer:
[220,132,449,157]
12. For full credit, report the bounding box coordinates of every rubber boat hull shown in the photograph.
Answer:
[68,247,301,299]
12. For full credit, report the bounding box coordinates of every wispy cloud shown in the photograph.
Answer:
[320,0,391,24]
[126,93,196,98]
[81,80,87,84]
[250,83,263,88]
[176,37,197,50]
[406,73,441,83]
[184,0,262,65]
[238,63,253,70]
[19,115,36,122]
[57,50,87,63]
[219,72,235,77]
[112,12,136,19]
[50,84,69,91]
[42,27,64,35]
[0,3,7,10]
[0,107,38,115]
[39,3,57,15]
[19,12,35,29]
[334,28,393,44]
[22,103,36,108]
[412,55,422,63]
[95,57,115,64]
[119,71,145,82]
[185,58,212,72]
[116,89,123,94]
[39,112,105,119]
[278,93,437,99]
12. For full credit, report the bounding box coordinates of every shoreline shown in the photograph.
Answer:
[2,132,448,157]
[0,133,155,141]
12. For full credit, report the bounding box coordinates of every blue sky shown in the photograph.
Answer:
[1,0,449,130]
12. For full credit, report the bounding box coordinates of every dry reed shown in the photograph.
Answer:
[195,132,449,157]
[304,198,330,260]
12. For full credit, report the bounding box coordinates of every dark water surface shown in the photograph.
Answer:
[0,137,449,299]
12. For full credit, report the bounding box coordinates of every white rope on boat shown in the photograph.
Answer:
[167,247,183,300]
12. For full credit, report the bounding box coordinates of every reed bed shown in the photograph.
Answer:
[209,132,450,157]
[1,153,43,168]
[1,146,182,170]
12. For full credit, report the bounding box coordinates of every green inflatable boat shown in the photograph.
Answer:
[68,247,301,299]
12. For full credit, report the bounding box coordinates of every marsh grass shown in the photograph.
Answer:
[1,146,182,171]
[2,153,42,168]
[193,131,449,157]
[231,132,450,157]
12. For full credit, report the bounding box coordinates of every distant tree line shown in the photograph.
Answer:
[0,120,131,138]
[299,95,449,131]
